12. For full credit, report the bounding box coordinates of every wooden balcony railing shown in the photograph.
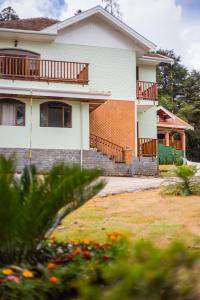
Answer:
[0,56,89,85]
[90,134,125,163]
[137,80,158,100]
[138,138,157,157]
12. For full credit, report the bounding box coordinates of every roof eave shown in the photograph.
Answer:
[0,28,56,41]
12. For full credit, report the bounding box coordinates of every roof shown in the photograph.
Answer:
[157,106,194,130]
[42,6,156,51]
[139,53,174,65]
[0,18,59,31]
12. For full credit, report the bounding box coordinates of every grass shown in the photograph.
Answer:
[54,188,200,248]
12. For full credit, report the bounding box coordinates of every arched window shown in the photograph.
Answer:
[0,99,25,126]
[0,49,40,78]
[40,102,72,128]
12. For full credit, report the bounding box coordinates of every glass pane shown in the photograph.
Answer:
[48,107,63,127]
[1,103,16,126]
[40,104,48,127]
[16,104,25,126]
[64,106,72,127]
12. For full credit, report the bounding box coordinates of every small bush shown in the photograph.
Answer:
[163,165,197,196]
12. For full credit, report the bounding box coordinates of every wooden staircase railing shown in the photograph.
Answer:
[138,138,157,158]
[90,134,125,163]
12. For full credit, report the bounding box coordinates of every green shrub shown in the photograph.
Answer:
[175,157,183,166]
[163,165,197,196]
[0,155,104,265]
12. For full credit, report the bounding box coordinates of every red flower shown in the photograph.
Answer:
[82,251,92,259]
[49,276,59,284]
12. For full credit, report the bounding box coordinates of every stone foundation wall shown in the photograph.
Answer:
[0,148,158,176]
[132,157,159,176]
[0,148,131,176]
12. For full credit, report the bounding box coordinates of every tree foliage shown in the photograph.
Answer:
[0,6,19,21]
[102,0,122,18]
[0,155,104,265]
[156,49,200,161]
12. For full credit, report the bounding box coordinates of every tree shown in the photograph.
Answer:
[102,0,122,18]
[156,49,188,102]
[0,6,19,21]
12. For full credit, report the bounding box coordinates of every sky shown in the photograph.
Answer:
[0,0,200,70]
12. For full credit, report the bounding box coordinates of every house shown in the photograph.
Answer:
[0,6,173,175]
[157,106,194,161]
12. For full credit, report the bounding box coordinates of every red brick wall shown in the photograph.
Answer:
[90,100,135,156]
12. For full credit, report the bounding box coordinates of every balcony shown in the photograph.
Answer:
[137,80,158,100]
[0,56,89,85]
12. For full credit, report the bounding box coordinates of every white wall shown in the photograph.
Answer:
[0,98,90,150]
[56,16,135,50]
[137,106,157,139]
[0,37,136,101]
[138,65,156,83]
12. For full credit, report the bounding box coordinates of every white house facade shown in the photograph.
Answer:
[0,6,173,175]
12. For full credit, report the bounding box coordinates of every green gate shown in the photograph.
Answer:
[158,144,184,165]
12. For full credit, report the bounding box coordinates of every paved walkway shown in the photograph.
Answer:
[99,176,169,196]
[187,161,200,176]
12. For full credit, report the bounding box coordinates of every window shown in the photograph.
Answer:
[0,99,25,126]
[0,49,40,78]
[40,102,72,128]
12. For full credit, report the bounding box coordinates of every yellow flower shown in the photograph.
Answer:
[22,270,34,278]
[2,269,13,276]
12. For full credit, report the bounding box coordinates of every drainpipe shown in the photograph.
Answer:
[80,102,83,170]
[29,90,33,165]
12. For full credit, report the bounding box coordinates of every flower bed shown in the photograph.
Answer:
[0,233,127,300]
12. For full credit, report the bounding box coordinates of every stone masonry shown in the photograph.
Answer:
[0,148,132,176]
[0,148,158,176]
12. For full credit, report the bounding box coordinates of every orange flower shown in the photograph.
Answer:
[83,250,92,259]
[49,276,59,284]
[95,242,101,248]
[82,239,92,245]
[47,262,57,270]
[22,270,34,278]
[2,269,13,276]
[110,235,117,241]
[74,248,82,255]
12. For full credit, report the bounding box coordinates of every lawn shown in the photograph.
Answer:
[54,188,200,248]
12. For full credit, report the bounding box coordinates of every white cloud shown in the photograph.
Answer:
[0,0,199,70]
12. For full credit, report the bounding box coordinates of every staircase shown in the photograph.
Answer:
[90,134,125,163]
[89,134,131,176]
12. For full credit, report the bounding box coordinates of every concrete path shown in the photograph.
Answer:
[99,176,170,196]
[187,161,200,176]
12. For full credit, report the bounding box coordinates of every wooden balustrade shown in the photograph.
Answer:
[0,56,89,84]
[90,134,125,163]
[137,80,158,100]
[138,138,157,157]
